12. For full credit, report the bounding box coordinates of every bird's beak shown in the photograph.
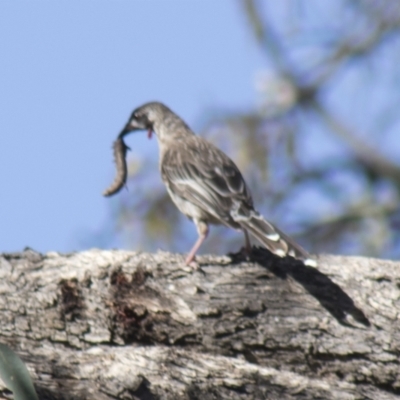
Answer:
[119,119,146,138]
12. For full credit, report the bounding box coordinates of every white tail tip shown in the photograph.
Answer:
[304,258,317,267]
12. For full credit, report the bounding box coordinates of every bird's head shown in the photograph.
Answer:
[119,102,173,140]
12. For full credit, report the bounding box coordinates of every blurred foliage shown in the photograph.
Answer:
[0,343,39,400]
[107,0,400,258]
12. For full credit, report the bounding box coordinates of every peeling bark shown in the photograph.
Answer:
[0,248,398,399]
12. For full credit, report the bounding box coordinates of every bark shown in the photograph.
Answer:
[0,247,398,400]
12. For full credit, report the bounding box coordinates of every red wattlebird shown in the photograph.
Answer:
[105,102,316,267]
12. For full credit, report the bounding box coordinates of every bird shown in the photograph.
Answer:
[107,101,316,267]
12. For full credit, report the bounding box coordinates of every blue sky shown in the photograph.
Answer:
[0,1,268,253]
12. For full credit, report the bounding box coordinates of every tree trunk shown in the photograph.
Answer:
[0,247,398,399]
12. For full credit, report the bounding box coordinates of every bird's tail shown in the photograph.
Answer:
[231,203,316,267]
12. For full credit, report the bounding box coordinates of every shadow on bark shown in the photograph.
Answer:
[230,247,370,328]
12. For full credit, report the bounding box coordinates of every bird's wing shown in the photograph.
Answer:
[161,137,253,226]
[160,136,316,265]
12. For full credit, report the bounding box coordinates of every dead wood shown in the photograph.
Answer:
[0,247,398,399]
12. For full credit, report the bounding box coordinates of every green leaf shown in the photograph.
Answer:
[0,343,39,400]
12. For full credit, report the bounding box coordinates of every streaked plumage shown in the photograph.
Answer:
[105,101,316,267]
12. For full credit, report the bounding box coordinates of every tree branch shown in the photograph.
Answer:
[0,248,399,399]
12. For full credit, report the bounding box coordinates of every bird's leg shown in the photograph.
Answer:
[243,229,252,255]
[231,229,252,259]
[185,221,209,265]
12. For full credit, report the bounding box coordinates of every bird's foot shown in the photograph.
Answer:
[245,245,253,259]
[188,260,200,270]
[185,256,199,269]
[238,245,253,260]
[184,256,206,274]
[228,246,253,262]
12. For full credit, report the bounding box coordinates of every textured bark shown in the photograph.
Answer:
[0,247,398,399]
